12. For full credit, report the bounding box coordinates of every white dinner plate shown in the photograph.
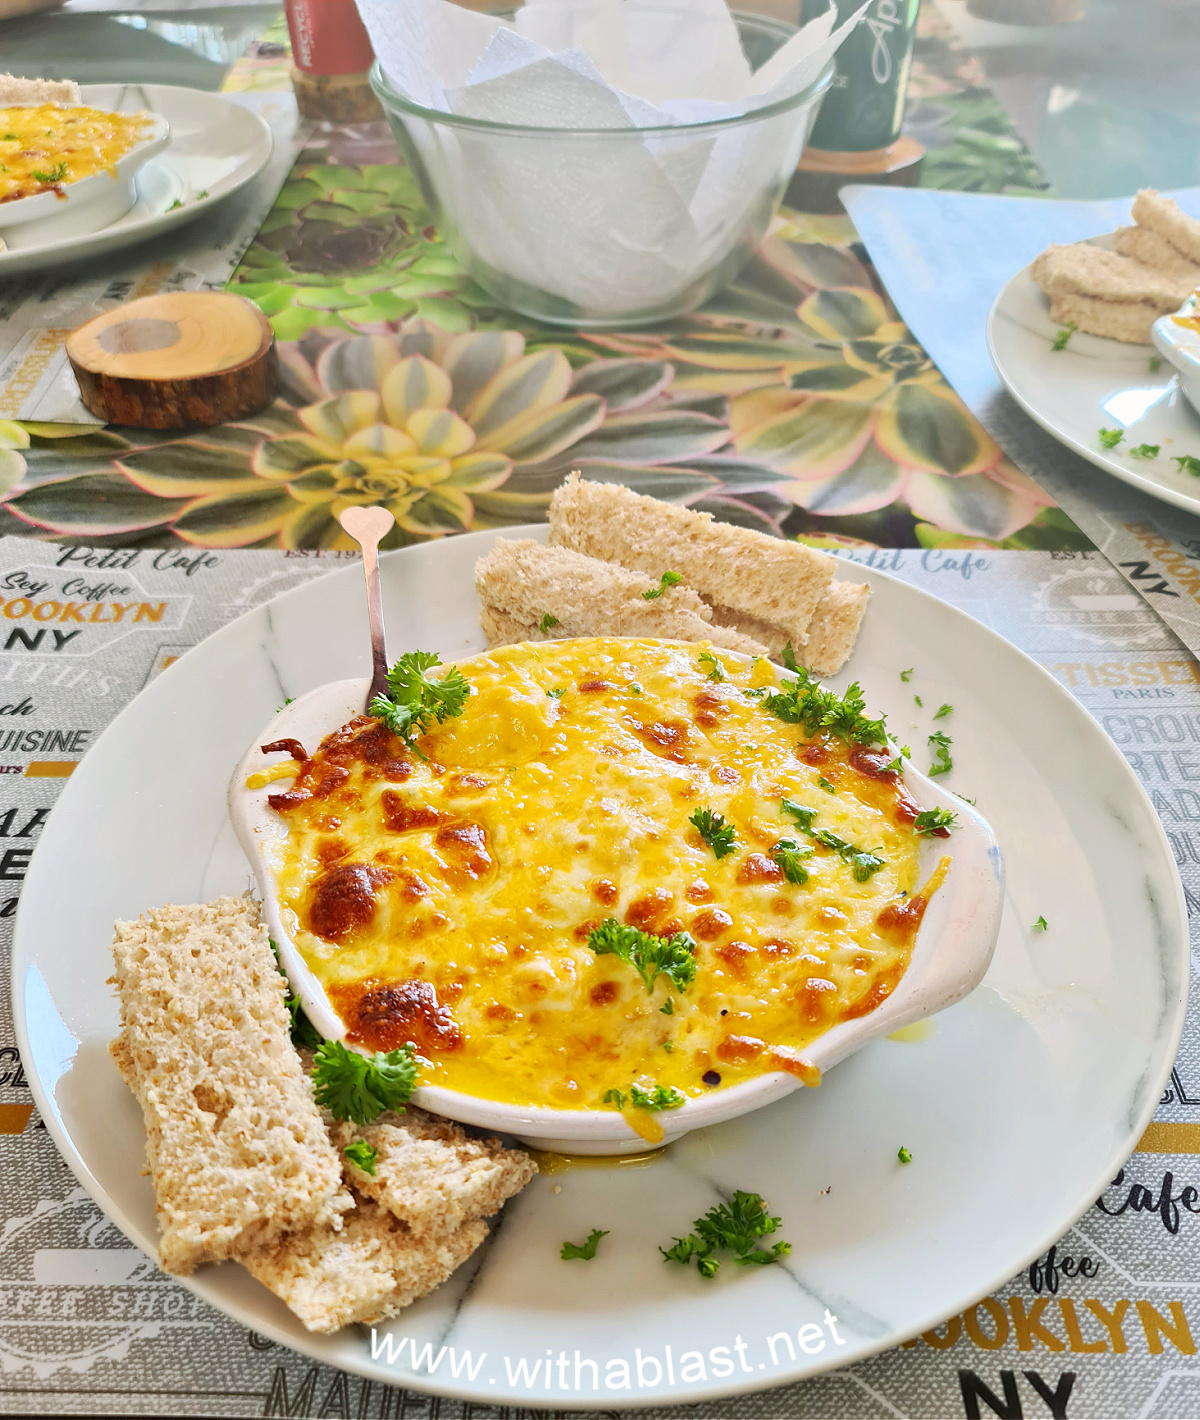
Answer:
[11,528,1189,1409]
[0,84,273,279]
[987,232,1200,518]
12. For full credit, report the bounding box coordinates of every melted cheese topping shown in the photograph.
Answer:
[0,106,151,204]
[265,638,942,1112]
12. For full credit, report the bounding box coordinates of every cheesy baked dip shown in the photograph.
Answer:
[259,639,948,1125]
[0,105,151,204]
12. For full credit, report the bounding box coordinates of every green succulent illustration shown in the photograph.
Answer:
[228,163,493,340]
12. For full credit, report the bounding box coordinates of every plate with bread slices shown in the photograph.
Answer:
[12,481,1187,1407]
[0,75,273,277]
[988,188,1200,517]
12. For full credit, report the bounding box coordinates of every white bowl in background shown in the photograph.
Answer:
[230,650,1004,1155]
[0,109,170,249]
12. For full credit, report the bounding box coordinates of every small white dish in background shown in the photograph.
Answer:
[0,84,274,278]
[1151,290,1200,418]
[988,231,1200,518]
[230,655,1004,1155]
[0,111,169,250]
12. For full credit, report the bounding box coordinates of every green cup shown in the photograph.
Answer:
[802,0,920,154]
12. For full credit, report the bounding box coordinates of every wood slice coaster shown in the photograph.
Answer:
[66,291,279,430]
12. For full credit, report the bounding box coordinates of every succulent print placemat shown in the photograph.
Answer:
[0,1,1091,555]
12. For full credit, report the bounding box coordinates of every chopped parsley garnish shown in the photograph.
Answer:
[627,681,643,696]
[32,162,68,183]
[698,649,725,682]
[933,703,953,719]
[771,836,814,884]
[913,807,958,837]
[662,1040,673,1052]
[1173,455,1200,477]
[539,612,560,632]
[661,1191,791,1280]
[780,798,884,881]
[369,650,469,754]
[1098,427,1123,449]
[1033,915,1048,932]
[1150,355,1163,373]
[927,730,953,777]
[1130,443,1160,459]
[561,1229,608,1261]
[343,1139,379,1175]
[897,1146,913,1164]
[781,641,800,672]
[1051,322,1076,351]
[818,776,835,793]
[954,793,977,806]
[603,1084,685,1112]
[587,919,697,995]
[548,686,566,699]
[900,668,913,682]
[660,998,674,1015]
[312,1039,418,1124]
[631,1083,685,1111]
[914,694,923,708]
[2,134,15,142]
[197,189,208,199]
[167,198,184,211]
[761,667,888,748]
[642,570,683,600]
[689,807,736,859]
[885,745,911,774]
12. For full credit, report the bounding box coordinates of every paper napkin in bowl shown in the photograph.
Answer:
[357,0,869,318]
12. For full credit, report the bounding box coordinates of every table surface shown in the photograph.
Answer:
[3,6,1200,1420]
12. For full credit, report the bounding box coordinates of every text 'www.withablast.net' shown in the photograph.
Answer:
[370,1311,847,1393]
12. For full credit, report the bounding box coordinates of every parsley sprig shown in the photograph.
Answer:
[1174,455,1200,477]
[661,1192,791,1279]
[689,807,736,859]
[780,799,885,881]
[761,666,887,747]
[32,161,68,183]
[913,807,958,837]
[1098,427,1123,450]
[587,919,697,995]
[561,1229,608,1260]
[270,937,321,1049]
[697,649,725,682]
[927,730,953,777]
[771,836,814,884]
[343,1139,379,1175]
[642,570,682,601]
[312,1039,418,1124]
[369,650,469,754]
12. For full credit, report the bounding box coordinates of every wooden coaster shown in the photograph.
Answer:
[787,135,925,215]
[66,291,279,430]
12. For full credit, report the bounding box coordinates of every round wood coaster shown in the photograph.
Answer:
[65,291,279,430]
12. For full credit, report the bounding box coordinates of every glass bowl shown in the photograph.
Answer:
[370,12,833,328]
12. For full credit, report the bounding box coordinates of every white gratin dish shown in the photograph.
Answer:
[1151,290,1200,417]
[230,650,1004,1155]
[0,109,170,249]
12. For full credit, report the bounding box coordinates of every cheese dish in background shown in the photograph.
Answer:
[0,105,153,204]
[248,638,948,1132]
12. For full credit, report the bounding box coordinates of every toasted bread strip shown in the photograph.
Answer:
[800,579,871,676]
[110,897,350,1275]
[548,474,835,647]
[0,73,81,106]
[1031,243,1183,312]
[330,1106,535,1239]
[1047,292,1159,345]
[1132,189,1200,266]
[474,538,770,656]
[243,1194,488,1333]
[1113,225,1200,291]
